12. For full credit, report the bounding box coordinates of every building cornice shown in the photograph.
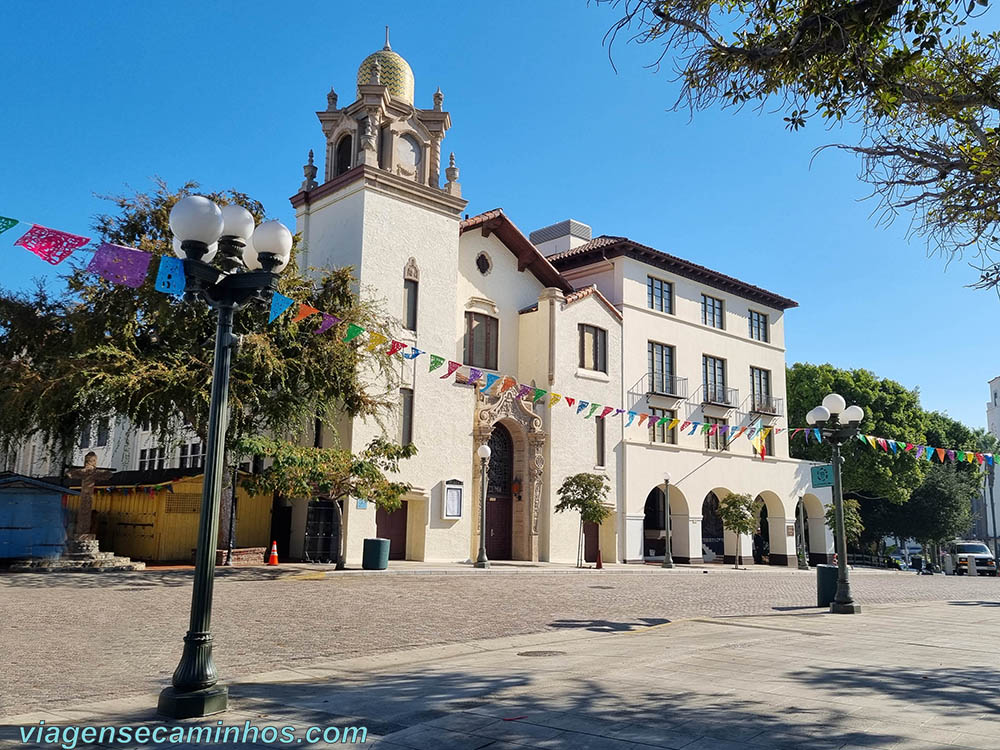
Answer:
[290,165,467,217]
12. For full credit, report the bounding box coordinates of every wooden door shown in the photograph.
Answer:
[485,423,514,560]
[486,495,512,560]
[376,503,408,560]
[583,521,600,563]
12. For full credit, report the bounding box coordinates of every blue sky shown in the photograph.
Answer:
[2,1,995,429]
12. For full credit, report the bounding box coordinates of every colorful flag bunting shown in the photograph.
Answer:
[925,446,934,461]
[638,414,649,426]
[708,424,718,436]
[680,421,690,431]
[565,397,576,408]
[467,368,483,385]
[889,440,897,454]
[293,303,321,324]
[0,216,18,235]
[584,403,600,418]
[385,339,407,355]
[876,438,887,451]
[905,443,914,452]
[935,447,946,463]
[428,354,446,372]
[866,436,877,450]
[657,415,671,427]
[946,449,956,463]
[342,323,365,343]
[441,361,461,379]
[548,393,562,407]
[515,384,533,399]
[977,453,985,464]
[688,422,700,435]
[365,331,388,351]
[533,388,548,403]
[813,429,822,443]
[791,428,803,438]
[15,224,90,265]
[701,423,711,434]
[668,419,679,431]
[268,293,295,323]
[481,373,502,393]
[87,243,152,288]
[732,426,747,439]
[402,347,424,360]
[576,401,589,414]
[626,412,637,427]
[316,313,342,335]
[613,409,625,417]
[154,256,185,296]
[499,377,517,394]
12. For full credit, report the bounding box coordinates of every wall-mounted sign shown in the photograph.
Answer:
[443,479,463,519]
[786,524,795,537]
[356,498,368,509]
[810,465,834,488]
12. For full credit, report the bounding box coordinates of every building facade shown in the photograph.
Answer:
[287,39,833,565]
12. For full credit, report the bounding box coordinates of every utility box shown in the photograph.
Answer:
[362,537,390,570]
[817,564,838,607]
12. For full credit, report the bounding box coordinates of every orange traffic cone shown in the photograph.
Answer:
[596,548,603,570]
[267,541,279,566]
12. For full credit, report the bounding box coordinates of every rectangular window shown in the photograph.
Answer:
[647,342,676,395]
[139,447,165,471]
[748,310,769,342]
[705,417,729,451]
[646,276,673,314]
[701,294,724,329]
[750,367,771,412]
[463,312,498,371]
[595,417,606,467]
[578,324,607,373]
[649,408,677,445]
[403,279,418,332]
[179,444,188,468]
[400,387,414,447]
[703,355,727,403]
[79,422,91,449]
[96,419,110,448]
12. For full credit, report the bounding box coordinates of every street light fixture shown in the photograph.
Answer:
[661,472,673,568]
[807,393,864,614]
[157,196,291,719]
[475,443,491,569]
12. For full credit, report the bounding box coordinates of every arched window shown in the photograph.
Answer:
[403,258,419,332]
[335,135,353,176]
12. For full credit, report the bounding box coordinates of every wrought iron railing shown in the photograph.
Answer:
[749,394,784,416]
[702,384,738,407]
[645,372,688,398]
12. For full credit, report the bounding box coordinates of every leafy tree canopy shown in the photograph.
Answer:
[826,496,865,544]
[898,464,977,544]
[555,473,614,525]
[603,0,1000,285]
[0,180,398,461]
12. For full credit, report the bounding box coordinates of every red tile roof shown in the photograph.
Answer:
[548,236,798,310]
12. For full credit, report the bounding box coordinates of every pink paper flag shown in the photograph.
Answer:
[564,397,576,408]
[15,224,90,265]
[442,360,462,379]
[386,340,407,356]
[599,406,614,419]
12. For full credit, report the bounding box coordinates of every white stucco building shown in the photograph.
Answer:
[285,39,834,566]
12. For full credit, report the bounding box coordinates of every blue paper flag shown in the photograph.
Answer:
[625,411,637,427]
[268,293,295,324]
[154,256,186,296]
[480,373,502,392]
[576,401,589,414]
[402,347,424,360]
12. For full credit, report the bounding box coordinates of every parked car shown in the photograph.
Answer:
[947,541,998,576]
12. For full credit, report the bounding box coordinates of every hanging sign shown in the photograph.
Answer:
[810,464,834,488]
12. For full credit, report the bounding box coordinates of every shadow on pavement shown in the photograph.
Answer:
[0,567,295,590]
[548,617,670,632]
[947,599,1000,607]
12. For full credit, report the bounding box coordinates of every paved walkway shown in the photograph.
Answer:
[3,600,998,749]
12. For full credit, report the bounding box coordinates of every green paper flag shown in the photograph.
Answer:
[428,354,446,372]
[0,216,18,236]
[342,323,365,343]
[585,403,600,418]
[532,388,547,403]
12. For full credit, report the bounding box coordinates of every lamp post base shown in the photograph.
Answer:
[157,685,228,719]
[474,559,490,569]
[829,602,862,615]
[660,559,674,569]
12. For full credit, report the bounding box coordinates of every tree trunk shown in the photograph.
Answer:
[334,496,347,570]
[577,517,583,568]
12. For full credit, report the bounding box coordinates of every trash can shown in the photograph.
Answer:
[362,538,390,570]
[817,564,838,607]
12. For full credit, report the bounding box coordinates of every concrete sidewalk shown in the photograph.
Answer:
[4,600,999,749]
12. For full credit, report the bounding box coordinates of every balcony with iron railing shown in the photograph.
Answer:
[645,372,688,399]
[700,384,739,408]
[749,394,784,416]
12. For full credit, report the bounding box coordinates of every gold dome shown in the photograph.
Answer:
[357,46,415,105]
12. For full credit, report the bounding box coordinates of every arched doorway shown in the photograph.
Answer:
[755,500,770,564]
[801,493,830,565]
[643,487,666,559]
[485,423,514,560]
[335,135,353,176]
[701,492,724,563]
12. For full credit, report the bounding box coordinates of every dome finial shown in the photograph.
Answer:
[384,25,391,50]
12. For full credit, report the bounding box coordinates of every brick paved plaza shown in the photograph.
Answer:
[3,565,999,726]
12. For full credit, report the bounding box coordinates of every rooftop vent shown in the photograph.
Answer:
[530,219,591,257]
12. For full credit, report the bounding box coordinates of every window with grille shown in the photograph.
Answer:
[400,388,414,446]
[750,367,771,412]
[138,447,165,471]
[179,442,205,469]
[647,342,676,395]
[595,417,606,466]
[649,408,677,444]
[748,310,769,342]
[647,276,673,314]
[463,312,498,370]
[703,355,726,402]
[701,294,724,329]
[578,324,607,373]
[704,417,728,451]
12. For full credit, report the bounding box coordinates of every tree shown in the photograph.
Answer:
[899,464,976,547]
[239,435,416,568]
[603,1,1000,287]
[716,492,763,568]
[787,363,927,504]
[555,473,614,567]
[0,180,399,546]
[825,496,865,548]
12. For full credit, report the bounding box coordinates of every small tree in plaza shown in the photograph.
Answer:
[825,497,865,550]
[717,492,763,569]
[555,473,612,568]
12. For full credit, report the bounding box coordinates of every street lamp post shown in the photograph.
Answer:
[796,498,810,570]
[661,472,674,568]
[988,461,998,558]
[806,394,864,615]
[475,443,491,569]
[157,196,292,718]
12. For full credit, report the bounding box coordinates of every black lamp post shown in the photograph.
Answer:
[807,393,864,615]
[475,443,491,569]
[157,196,292,718]
[661,472,673,568]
